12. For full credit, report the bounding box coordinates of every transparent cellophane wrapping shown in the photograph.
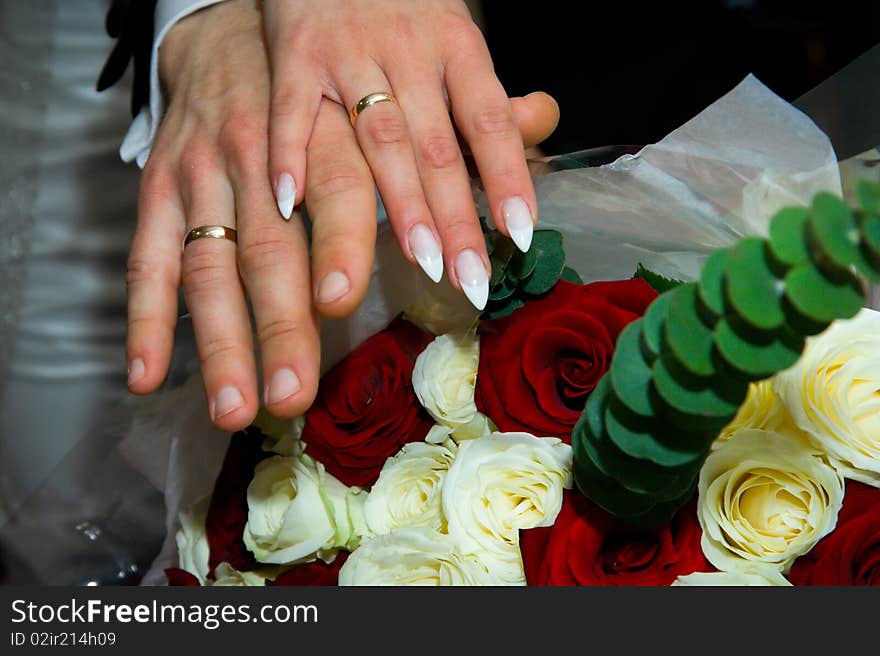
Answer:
[3,75,877,585]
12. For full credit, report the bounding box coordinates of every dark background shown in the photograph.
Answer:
[482,1,880,154]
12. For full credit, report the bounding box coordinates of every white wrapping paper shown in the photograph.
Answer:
[120,75,848,583]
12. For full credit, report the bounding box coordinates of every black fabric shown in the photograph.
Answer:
[482,1,880,155]
[97,0,158,117]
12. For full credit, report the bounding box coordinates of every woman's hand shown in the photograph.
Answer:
[263,0,543,310]
[125,0,559,432]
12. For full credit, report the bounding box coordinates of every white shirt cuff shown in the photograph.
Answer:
[119,0,229,168]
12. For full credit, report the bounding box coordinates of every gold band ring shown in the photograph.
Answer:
[350,92,396,125]
[183,225,238,249]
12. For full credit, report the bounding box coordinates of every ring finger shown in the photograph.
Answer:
[179,163,258,431]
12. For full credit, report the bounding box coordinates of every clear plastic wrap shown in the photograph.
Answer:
[3,74,872,585]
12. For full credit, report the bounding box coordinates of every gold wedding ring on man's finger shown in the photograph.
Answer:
[350,92,396,125]
[183,225,238,249]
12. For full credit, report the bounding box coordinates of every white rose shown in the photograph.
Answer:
[338,527,496,586]
[774,308,880,485]
[254,409,305,457]
[403,279,481,336]
[413,332,493,441]
[698,428,844,575]
[175,496,210,585]
[243,454,362,565]
[714,379,815,451]
[211,563,268,587]
[363,442,456,537]
[442,432,572,583]
[672,570,791,586]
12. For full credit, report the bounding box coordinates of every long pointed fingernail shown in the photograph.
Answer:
[265,367,301,406]
[455,249,489,310]
[502,197,534,253]
[211,386,244,421]
[408,224,443,283]
[275,172,296,220]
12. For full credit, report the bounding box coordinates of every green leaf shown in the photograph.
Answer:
[784,261,865,324]
[641,292,673,360]
[664,283,718,378]
[698,249,729,318]
[809,192,874,278]
[652,355,741,421]
[520,230,565,295]
[482,298,525,320]
[633,263,685,294]
[487,275,516,302]
[724,237,785,331]
[862,214,880,266]
[857,180,880,214]
[768,206,810,268]
[714,318,803,380]
[605,394,707,468]
[508,247,538,280]
[609,320,655,418]
[483,231,495,257]
[489,257,506,287]
[560,266,583,284]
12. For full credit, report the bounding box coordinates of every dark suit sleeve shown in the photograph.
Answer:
[96,0,159,117]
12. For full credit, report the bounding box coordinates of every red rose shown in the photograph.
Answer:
[520,490,710,585]
[205,427,269,576]
[303,316,434,487]
[269,553,349,586]
[476,279,657,440]
[165,568,201,586]
[789,481,880,586]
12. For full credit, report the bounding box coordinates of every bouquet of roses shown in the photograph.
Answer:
[163,173,880,585]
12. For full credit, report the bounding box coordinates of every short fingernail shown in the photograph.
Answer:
[455,248,489,311]
[316,270,351,304]
[408,224,443,283]
[265,367,301,406]
[502,197,534,253]
[211,386,244,421]
[275,172,296,220]
[127,358,145,386]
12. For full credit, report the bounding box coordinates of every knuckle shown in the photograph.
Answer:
[361,109,408,147]
[418,133,460,171]
[444,16,485,50]
[439,215,480,245]
[126,255,177,294]
[219,114,265,167]
[178,141,221,187]
[199,335,241,370]
[256,317,300,347]
[471,104,516,139]
[307,161,365,202]
[237,228,292,276]
[181,249,230,296]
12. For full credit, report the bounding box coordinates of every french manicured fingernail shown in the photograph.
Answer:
[265,367,301,406]
[455,248,489,310]
[316,270,351,304]
[502,197,534,253]
[127,358,145,386]
[275,172,296,220]
[408,224,443,283]
[212,386,244,421]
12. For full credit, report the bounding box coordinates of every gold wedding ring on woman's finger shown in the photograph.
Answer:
[183,225,238,249]
[350,92,396,125]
